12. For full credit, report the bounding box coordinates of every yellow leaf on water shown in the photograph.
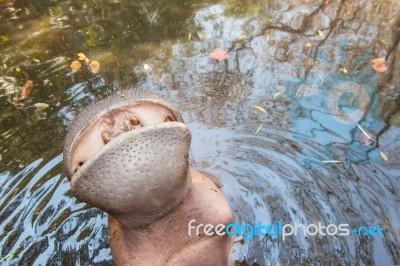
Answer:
[254,105,267,113]
[273,92,281,98]
[34,103,49,110]
[188,32,192,41]
[197,32,205,40]
[0,35,9,42]
[255,124,263,134]
[238,35,246,41]
[77,53,89,62]
[342,68,348,74]
[380,151,388,161]
[317,30,324,37]
[16,67,21,72]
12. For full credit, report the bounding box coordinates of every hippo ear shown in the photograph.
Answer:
[70,122,192,227]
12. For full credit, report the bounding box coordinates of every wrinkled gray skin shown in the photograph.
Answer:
[63,89,234,265]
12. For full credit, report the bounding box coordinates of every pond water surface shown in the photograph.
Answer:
[0,0,399,265]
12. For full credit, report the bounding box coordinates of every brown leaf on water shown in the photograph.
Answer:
[19,80,33,101]
[371,57,388,72]
[89,60,101,73]
[70,60,82,72]
[210,48,229,61]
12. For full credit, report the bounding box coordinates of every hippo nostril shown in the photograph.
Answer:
[75,162,84,173]
[101,130,112,144]
[129,117,140,126]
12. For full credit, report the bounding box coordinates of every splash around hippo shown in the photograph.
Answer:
[63,88,234,265]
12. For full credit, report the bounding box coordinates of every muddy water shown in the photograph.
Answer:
[0,0,399,265]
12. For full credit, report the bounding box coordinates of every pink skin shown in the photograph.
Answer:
[71,103,176,174]
[108,168,234,265]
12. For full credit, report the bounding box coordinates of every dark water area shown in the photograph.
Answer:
[0,0,399,265]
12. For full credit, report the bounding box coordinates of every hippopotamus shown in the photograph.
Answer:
[63,89,235,265]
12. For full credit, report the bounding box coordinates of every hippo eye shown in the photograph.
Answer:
[129,117,140,126]
[165,117,173,122]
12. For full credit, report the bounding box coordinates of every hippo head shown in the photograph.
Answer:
[63,89,192,226]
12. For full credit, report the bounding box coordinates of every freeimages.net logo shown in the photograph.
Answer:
[188,219,384,241]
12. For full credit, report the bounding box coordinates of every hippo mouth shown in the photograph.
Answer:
[63,89,192,217]
[71,122,190,184]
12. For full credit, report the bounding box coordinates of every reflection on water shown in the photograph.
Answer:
[0,0,399,265]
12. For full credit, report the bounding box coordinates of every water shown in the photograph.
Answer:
[0,0,399,265]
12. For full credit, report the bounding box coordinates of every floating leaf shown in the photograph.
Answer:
[16,67,21,72]
[238,35,246,41]
[371,58,388,72]
[197,32,205,40]
[66,92,78,101]
[254,105,267,113]
[210,48,229,61]
[255,123,263,134]
[33,58,40,63]
[188,32,192,41]
[0,35,9,42]
[34,103,49,110]
[380,151,388,161]
[77,53,89,61]
[70,60,82,72]
[306,42,312,48]
[318,74,324,84]
[143,63,151,71]
[273,92,281,98]
[19,80,33,101]
[89,60,100,73]
[321,160,342,163]
[317,30,324,37]
[357,124,374,141]
[342,68,348,74]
